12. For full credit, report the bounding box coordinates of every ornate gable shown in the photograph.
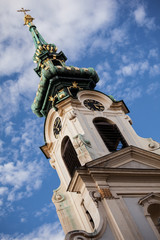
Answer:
[86,146,160,170]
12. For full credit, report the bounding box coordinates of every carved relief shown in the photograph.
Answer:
[89,191,101,207]
[73,134,93,164]
[52,191,65,203]
[148,138,160,151]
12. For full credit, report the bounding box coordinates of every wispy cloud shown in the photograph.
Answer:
[34,203,54,218]
[148,49,159,59]
[116,61,149,77]
[133,5,156,30]
[149,63,160,76]
[90,24,128,54]
[0,140,4,152]
[0,117,45,211]
[146,82,160,95]
[0,159,43,203]
[96,61,111,87]
[0,222,64,240]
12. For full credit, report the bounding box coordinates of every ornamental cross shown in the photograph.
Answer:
[17,8,30,15]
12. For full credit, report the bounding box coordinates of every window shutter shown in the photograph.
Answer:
[62,137,81,177]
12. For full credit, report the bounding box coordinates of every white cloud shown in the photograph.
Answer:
[0,0,119,67]
[0,0,120,123]
[20,218,26,223]
[133,5,155,30]
[134,5,146,25]
[96,61,112,87]
[0,187,8,196]
[116,61,149,77]
[90,24,128,54]
[34,203,54,218]
[0,115,46,212]
[11,137,21,144]
[0,67,39,122]
[19,118,44,155]
[149,64,160,76]
[121,55,129,64]
[40,0,119,59]
[110,26,128,44]
[5,122,14,136]
[117,86,142,102]
[0,159,43,203]
[105,78,125,93]
[146,82,160,95]
[140,61,149,74]
[0,222,64,240]
[148,49,158,58]
[0,199,3,206]
[121,64,138,76]
[0,112,45,209]
[0,139,4,152]
[96,57,144,103]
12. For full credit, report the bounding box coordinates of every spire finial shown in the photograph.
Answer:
[17,8,34,26]
[17,8,30,15]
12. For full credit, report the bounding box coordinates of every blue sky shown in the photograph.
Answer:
[0,0,160,239]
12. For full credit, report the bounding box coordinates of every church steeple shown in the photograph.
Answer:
[19,12,160,240]
[18,9,99,117]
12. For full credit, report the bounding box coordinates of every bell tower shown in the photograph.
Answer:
[22,11,160,240]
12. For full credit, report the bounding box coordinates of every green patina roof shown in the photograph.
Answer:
[23,14,99,117]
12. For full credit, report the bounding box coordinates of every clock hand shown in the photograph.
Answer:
[93,104,99,109]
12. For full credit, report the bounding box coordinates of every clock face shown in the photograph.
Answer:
[53,117,62,139]
[84,99,104,111]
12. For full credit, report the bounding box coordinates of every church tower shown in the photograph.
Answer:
[22,11,160,240]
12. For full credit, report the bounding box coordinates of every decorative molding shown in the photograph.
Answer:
[124,115,133,125]
[147,138,160,151]
[138,192,160,217]
[68,110,77,120]
[49,158,56,169]
[40,142,54,159]
[138,192,160,210]
[98,188,114,199]
[65,199,107,240]
[109,100,129,114]
[52,191,65,203]
[85,145,160,169]
[89,191,101,207]
[138,192,160,239]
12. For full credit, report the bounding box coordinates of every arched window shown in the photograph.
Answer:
[139,193,160,238]
[93,118,128,152]
[148,204,160,233]
[61,136,81,177]
[81,200,95,230]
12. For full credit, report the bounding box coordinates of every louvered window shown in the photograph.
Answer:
[61,136,81,177]
[93,118,128,152]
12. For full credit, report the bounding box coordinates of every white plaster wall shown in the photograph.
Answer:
[123,197,157,240]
